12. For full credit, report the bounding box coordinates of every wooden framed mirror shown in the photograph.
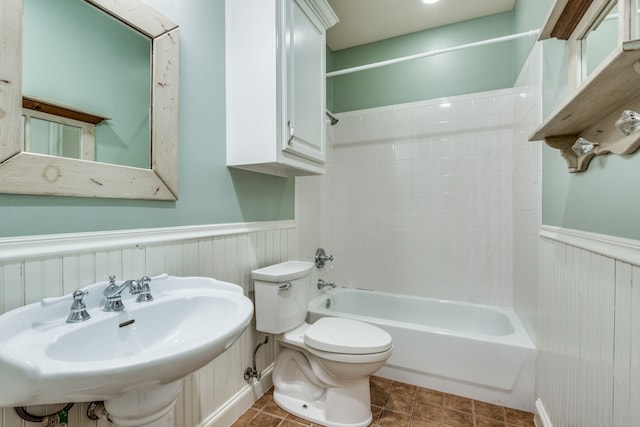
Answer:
[0,0,179,200]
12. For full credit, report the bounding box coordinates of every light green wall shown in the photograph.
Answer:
[585,11,618,76]
[326,48,335,112]
[518,0,640,239]
[513,0,552,75]
[23,0,151,168]
[542,145,640,237]
[11,0,638,240]
[0,0,294,238]
[329,12,516,113]
[329,0,640,239]
[512,0,569,117]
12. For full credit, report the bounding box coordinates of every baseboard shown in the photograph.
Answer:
[199,364,274,427]
[534,398,553,427]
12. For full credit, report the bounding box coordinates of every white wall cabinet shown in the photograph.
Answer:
[225,0,337,177]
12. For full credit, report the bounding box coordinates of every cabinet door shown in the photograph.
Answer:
[282,0,326,164]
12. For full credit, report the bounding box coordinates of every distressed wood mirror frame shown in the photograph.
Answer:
[0,0,179,200]
[531,0,640,172]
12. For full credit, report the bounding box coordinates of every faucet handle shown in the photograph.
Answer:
[104,275,120,297]
[72,289,89,300]
[315,248,334,268]
[136,276,154,303]
[71,289,89,309]
[67,289,91,323]
[317,279,336,290]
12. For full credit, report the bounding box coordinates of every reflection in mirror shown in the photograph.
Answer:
[23,0,152,169]
[22,113,89,160]
[581,0,618,80]
[637,2,640,40]
[0,0,180,200]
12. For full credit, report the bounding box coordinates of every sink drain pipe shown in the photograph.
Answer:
[14,403,74,423]
[244,336,269,381]
[86,401,111,421]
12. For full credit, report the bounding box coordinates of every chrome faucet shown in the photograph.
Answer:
[315,248,334,268]
[66,289,90,323]
[103,275,153,312]
[317,279,336,290]
[136,276,153,303]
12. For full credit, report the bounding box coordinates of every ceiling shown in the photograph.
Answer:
[326,0,517,51]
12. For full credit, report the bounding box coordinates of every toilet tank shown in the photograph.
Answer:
[252,260,314,334]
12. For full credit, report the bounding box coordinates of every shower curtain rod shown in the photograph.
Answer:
[326,29,540,78]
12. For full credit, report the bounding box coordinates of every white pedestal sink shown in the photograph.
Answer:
[0,275,254,427]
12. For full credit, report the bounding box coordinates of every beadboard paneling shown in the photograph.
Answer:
[0,221,294,427]
[538,228,640,427]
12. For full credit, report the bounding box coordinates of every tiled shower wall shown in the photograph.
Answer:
[303,89,517,306]
[0,221,294,427]
[512,43,542,343]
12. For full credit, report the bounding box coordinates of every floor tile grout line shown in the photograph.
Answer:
[235,376,535,427]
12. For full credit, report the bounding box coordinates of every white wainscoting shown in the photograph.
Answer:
[0,220,295,427]
[537,226,640,427]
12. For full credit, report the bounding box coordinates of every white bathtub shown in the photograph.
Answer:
[307,288,535,411]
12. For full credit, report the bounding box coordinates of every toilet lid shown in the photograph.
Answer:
[304,317,392,354]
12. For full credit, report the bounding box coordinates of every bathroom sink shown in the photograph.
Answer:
[0,275,254,407]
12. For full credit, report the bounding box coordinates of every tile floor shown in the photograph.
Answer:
[232,376,535,427]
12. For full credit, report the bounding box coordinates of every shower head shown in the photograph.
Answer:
[326,111,339,126]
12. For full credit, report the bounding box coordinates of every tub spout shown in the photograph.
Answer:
[317,279,336,290]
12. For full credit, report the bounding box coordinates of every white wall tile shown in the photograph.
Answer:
[298,88,518,306]
[512,43,542,344]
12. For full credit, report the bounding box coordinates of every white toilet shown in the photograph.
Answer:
[252,260,392,427]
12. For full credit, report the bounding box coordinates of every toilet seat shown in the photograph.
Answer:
[280,318,393,364]
[305,317,392,354]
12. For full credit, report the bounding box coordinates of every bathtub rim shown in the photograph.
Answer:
[307,287,535,350]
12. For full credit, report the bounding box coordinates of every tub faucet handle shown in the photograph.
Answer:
[315,248,334,268]
[317,279,336,290]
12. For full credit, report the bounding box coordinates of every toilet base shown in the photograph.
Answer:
[273,390,372,427]
[272,348,374,427]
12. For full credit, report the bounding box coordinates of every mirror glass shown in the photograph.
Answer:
[22,0,151,169]
[581,0,618,80]
[637,1,640,40]
[0,0,179,200]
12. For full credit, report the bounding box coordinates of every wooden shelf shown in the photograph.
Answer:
[22,96,109,124]
[529,41,640,172]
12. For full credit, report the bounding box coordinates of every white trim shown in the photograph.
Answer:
[22,108,96,161]
[302,0,339,30]
[540,225,640,267]
[534,398,553,427]
[200,365,274,427]
[0,220,296,262]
